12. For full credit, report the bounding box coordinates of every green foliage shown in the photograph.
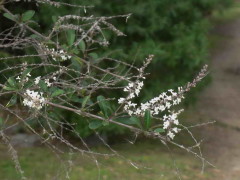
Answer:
[6,95,17,107]
[66,30,76,46]
[3,13,16,21]
[51,89,65,97]
[0,0,232,138]
[144,110,151,130]
[97,95,113,118]
[78,41,86,52]
[89,120,102,130]
[22,10,35,22]
[154,128,165,133]
[3,77,18,91]
[80,0,230,100]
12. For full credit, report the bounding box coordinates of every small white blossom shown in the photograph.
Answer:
[16,76,21,82]
[118,98,125,104]
[163,121,170,129]
[45,46,71,61]
[34,76,41,85]
[167,131,175,139]
[172,127,179,133]
[45,79,52,87]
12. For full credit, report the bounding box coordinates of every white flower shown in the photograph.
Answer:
[138,81,143,87]
[61,55,67,61]
[163,121,170,129]
[128,83,134,88]
[128,110,133,116]
[173,119,179,125]
[45,79,52,87]
[129,93,135,99]
[135,89,140,96]
[135,108,141,115]
[16,76,21,82]
[172,127,179,133]
[140,103,149,111]
[34,76,41,85]
[118,98,125,104]
[167,131,175,139]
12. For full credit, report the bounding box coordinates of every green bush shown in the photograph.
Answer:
[1,0,232,138]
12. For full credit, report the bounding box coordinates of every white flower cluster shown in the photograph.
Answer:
[118,81,143,115]
[163,110,183,139]
[45,46,71,61]
[23,90,46,110]
[118,78,185,139]
[118,80,184,117]
[34,76,57,87]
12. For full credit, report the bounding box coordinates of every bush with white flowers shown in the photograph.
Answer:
[0,0,212,179]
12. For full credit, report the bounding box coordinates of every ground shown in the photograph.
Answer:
[192,10,240,179]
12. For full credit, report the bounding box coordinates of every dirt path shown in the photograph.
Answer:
[192,18,240,179]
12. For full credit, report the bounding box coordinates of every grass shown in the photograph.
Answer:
[207,1,240,51]
[211,1,240,23]
[0,140,216,180]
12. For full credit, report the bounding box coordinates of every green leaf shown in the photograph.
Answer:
[7,77,16,87]
[89,120,102,130]
[144,110,151,130]
[97,95,112,118]
[71,48,79,54]
[78,41,86,52]
[39,80,47,91]
[89,53,98,59]
[52,16,57,23]
[6,95,17,107]
[71,58,81,71]
[21,68,32,78]
[116,116,142,128]
[130,116,142,129]
[51,89,65,97]
[115,117,134,125]
[3,86,16,91]
[154,128,165,133]
[22,10,35,22]
[30,34,40,39]
[82,95,90,108]
[67,30,75,46]
[102,121,109,126]
[24,81,34,89]
[3,13,15,21]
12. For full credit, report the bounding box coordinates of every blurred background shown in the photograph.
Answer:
[1,0,240,179]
